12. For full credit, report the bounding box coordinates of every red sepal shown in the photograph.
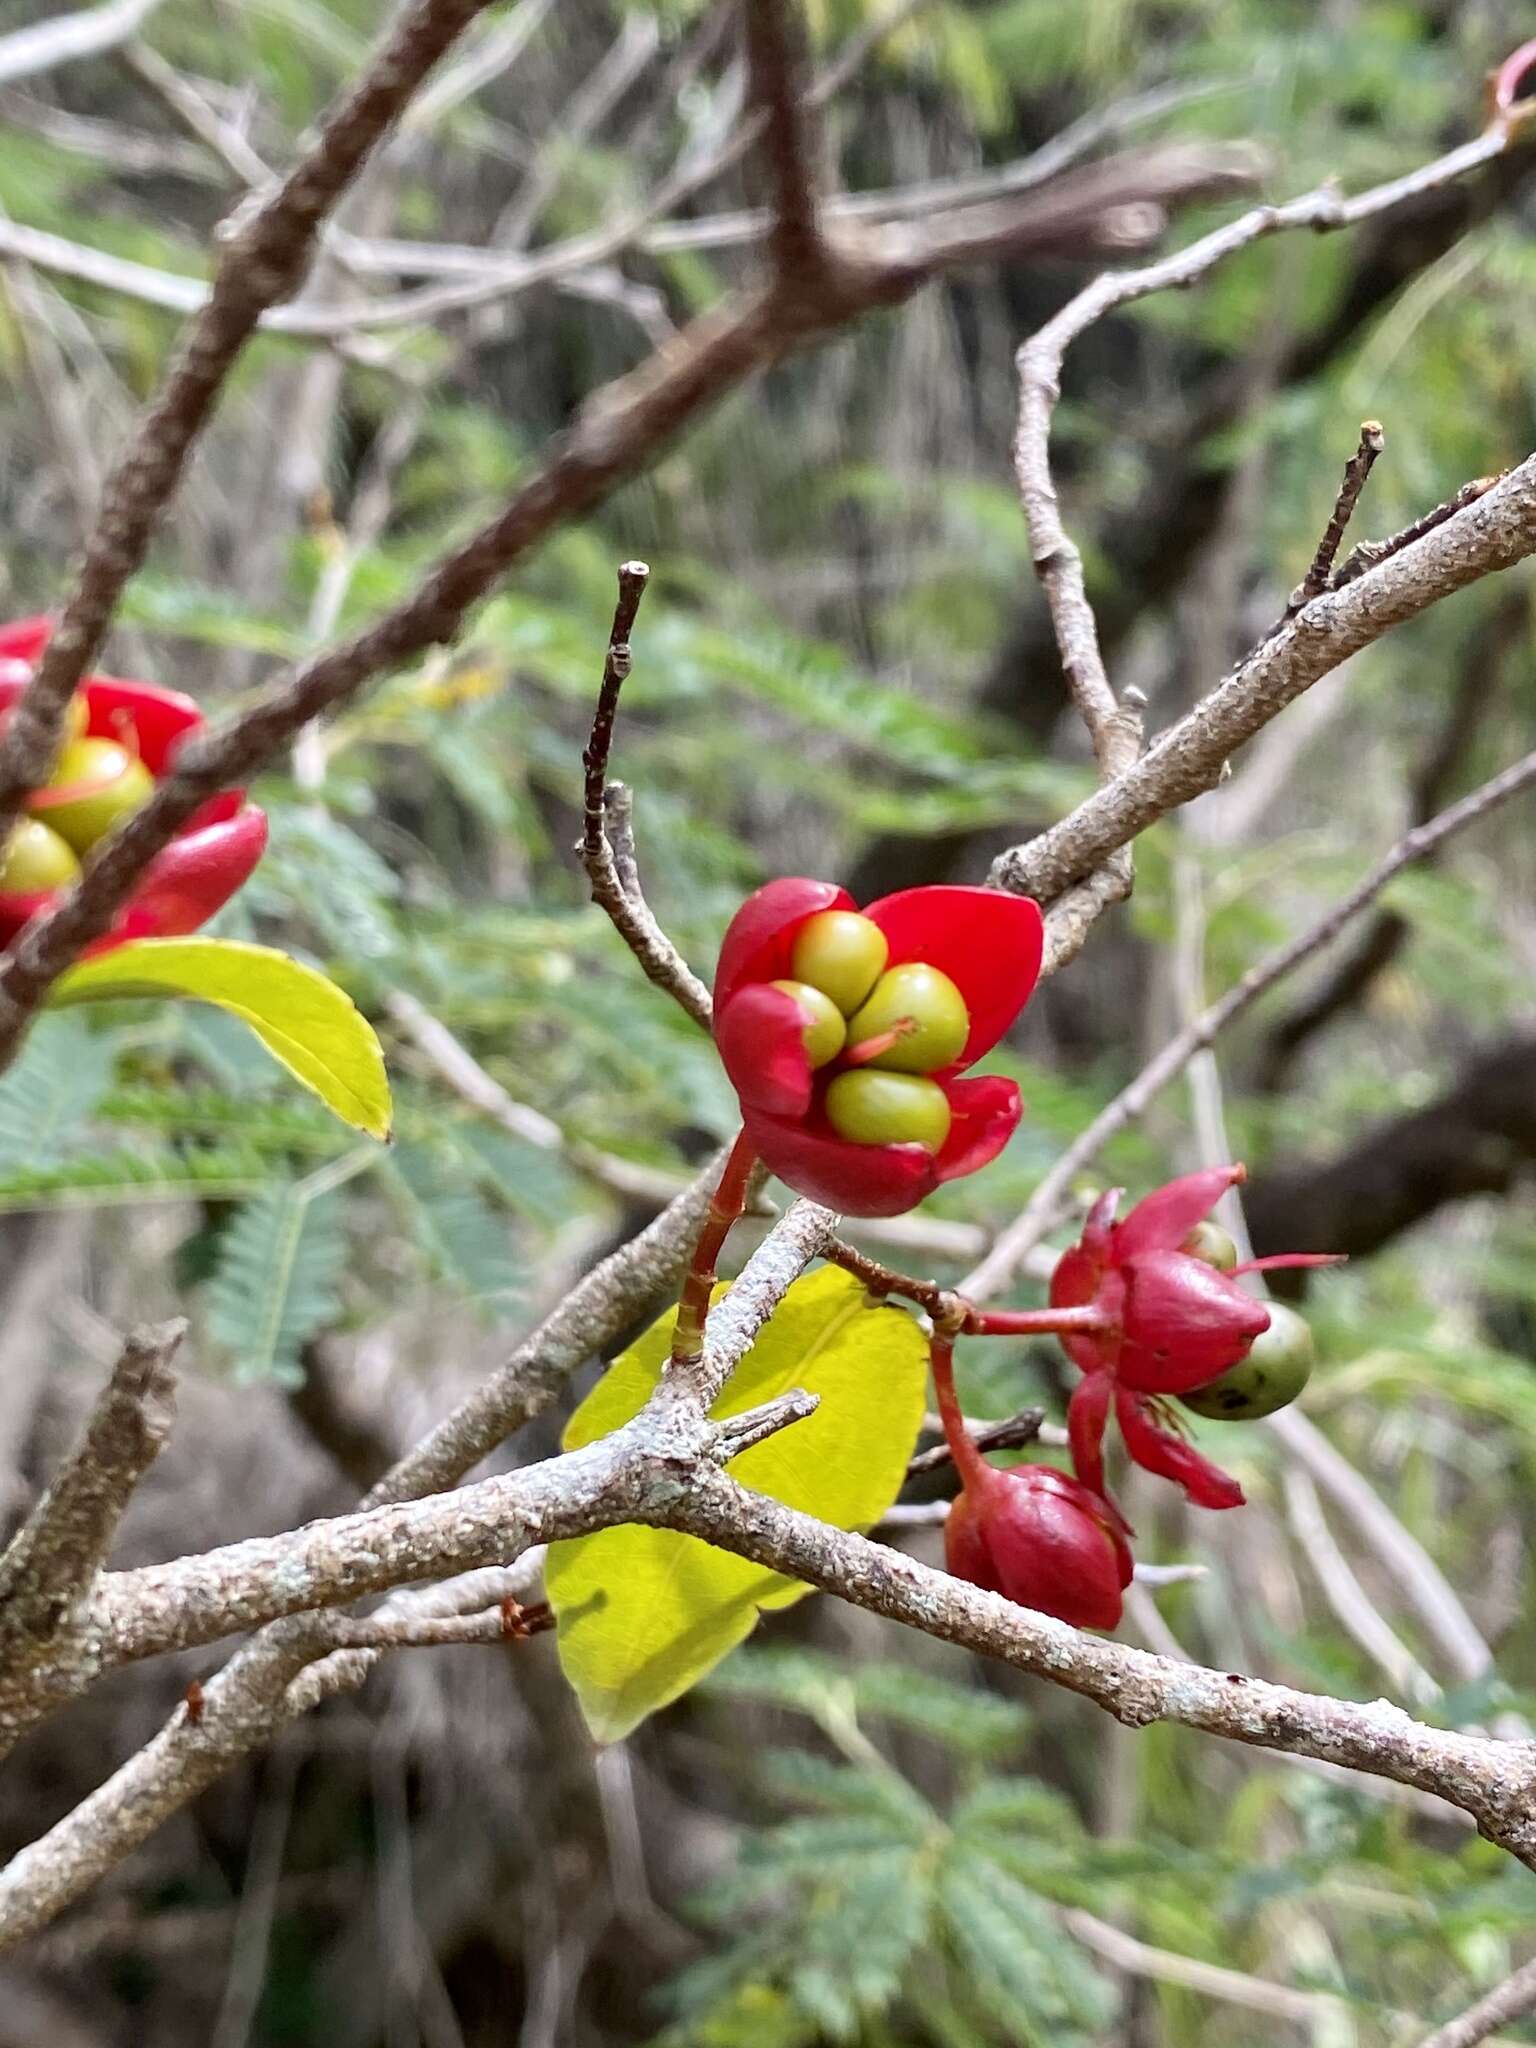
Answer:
[714,983,816,1118]
[1112,1164,1244,1261]
[863,885,1043,1069]
[741,1102,936,1217]
[1116,1249,1271,1394]
[1115,1387,1244,1509]
[945,1461,1129,1629]
[90,807,269,951]
[933,1074,1022,1184]
[1067,1370,1113,1499]
[712,877,852,1015]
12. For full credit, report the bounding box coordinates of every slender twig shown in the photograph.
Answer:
[321,1603,553,1651]
[822,1239,958,1319]
[1417,1957,1536,2048]
[987,99,1535,909]
[906,1408,1046,1477]
[1257,418,1385,642]
[0,0,500,839]
[1063,1907,1433,2033]
[577,562,715,1028]
[1300,418,1386,594]
[969,743,1536,1299]
[1283,1465,1439,1704]
[0,1321,183,1646]
[0,0,164,89]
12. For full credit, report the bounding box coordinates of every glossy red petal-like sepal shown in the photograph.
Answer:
[933,1073,1022,1184]
[1067,1371,1113,1498]
[712,877,852,1015]
[1050,1245,1121,1375]
[1116,1387,1244,1509]
[740,1103,936,1217]
[1116,1251,1270,1394]
[90,807,269,951]
[714,984,816,1118]
[943,1484,1001,1595]
[946,1462,1127,1628]
[1112,1164,1245,1261]
[862,885,1043,1068]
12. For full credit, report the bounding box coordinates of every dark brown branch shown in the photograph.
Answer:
[0,0,497,840]
[0,1321,183,1646]
[581,560,650,867]
[742,0,829,284]
[0,140,1255,1065]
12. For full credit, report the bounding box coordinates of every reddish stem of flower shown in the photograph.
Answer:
[963,1305,1115,1339]
[929,1332,991,1492]
[671,1127,759,1364]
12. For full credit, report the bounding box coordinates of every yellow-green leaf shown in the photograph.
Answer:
[546,1266,927,1743]
[49,938,391,1140]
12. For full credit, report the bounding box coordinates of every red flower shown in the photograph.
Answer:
[1052,1166,1338,1510]
[946,1459,1133,1630]
[0,618,266,952]
[713,878,1043,1217]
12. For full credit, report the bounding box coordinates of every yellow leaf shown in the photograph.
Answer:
[547,1268,926,1742]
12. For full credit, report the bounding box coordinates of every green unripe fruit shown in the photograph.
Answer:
[29,738,154,854]
[846,962,969,1074]
[769,979,846,1069]
[824,1069,951,1153]
[789,910,888,1016]
[1182,1219,1240,1271]
[0,818,79,893]
[1180,1302,1316,1421]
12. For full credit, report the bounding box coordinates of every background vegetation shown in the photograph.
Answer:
[0,0,1534,2040]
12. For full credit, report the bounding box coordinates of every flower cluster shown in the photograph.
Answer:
[0,617,266,952]
[708,879,1341,1635]
[937,1167,1337,1630]
[713,878,1043,1217]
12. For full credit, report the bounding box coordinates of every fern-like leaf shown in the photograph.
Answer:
[207,1185,346,1384]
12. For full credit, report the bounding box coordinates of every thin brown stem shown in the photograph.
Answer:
[928,1334,989,1491]
[670,1128,760,1365]
[1257,418,1385,642]
[576,561,714,1028]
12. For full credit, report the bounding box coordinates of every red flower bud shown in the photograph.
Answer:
[0,620,266,951]
[946,1460,1133,1630]
[714,879,1043,1216]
